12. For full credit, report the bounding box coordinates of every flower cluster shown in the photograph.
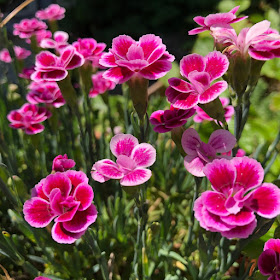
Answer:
[24,155,97,244]
[13,18,47,39]
[36,4,66,21]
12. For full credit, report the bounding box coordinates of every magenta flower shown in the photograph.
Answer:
[212,20,280,61]
[31,46,84,82]
[91,134,156,186]
[40,31,69,52]
[19,66,35,79]
[13,18,47,39]
[73,38,106,66]
[258,239,280,279]
[150,105,195,133]
[181,128,236,177]
[7,103,51,135]
[27,81,65,108]
[35,4,66,21]
[52,154,76,172]
[0,46,31,63]
[166,51,229,110]
[194,157,280,239]
[194,97,234,123]
[99,34,175,84]
[189,6,247,35]
[23,170,97,244]
[34,277,52,280]
[89,71,116,98]
[27,29,52,45]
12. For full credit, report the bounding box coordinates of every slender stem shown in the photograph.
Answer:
[262,128,280,166]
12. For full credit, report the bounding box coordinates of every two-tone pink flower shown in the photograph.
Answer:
[150,105,195,133]
[7,103,51,135]
[99,34,175,84]
[24,170,97,244]
[31,46,84,82]
[194,157,280,239]
[40,31,69,52]
[0,46,31,63]
[181,128,236,177]
[52,154,76,172]
[91,134,156,186]
[166,51,229,109]
[36,4,66,21]
[13,18,47,39]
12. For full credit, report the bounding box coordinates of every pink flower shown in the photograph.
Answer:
[212,20,280,60]
[194,97,234,123]
[166,51,229,110]
[7,103,51,135]
[27,29,52,45]
[18,66,35,79]
[99,34,175,84]
[194,157,280,239]
[91,134,156,186]
[23,170,97,244]
[258,239,280,279]
[26,81,65,108]
[36,4,66,21]
[188,6,247,35]
[89,71,116,98]
[150,105,195,133]
[73,38,106,66]
[34,277,52,280]
[31,46,85,82]
[52,154,76,172]
[181,128,236,177]
[13,18,47,39]
[0,46,31,63]
[40,31,69,52]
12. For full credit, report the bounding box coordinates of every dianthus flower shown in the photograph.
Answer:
[73,38,106,66]
[40,31,69,52]
[27,82,65,108]
[150,105,195,133]
[7,103,51,135]
[99,34,175,84]
[24,169,97,244]
[31,45,84,82]
[194,97,234,123]
[0,46,31,63]
[188,6,247,35]
[13,18,47,39]
[258,239,280,279]
[194,157,280,239]
[27,29,52,45]
[181,128,236,177]
[166,51,229,110]
[36,4,66,21]
[19,66,35,79]
[89,71,116,98]
[52,154,76,172]
[91,134,156,186]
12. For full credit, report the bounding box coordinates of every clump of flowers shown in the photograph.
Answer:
[194,157,280,239]
[181,128,236,177]
[36,4,66,21]
[7,103,51,135]
[91,134,156,186]
[13,18,47,39]
[89,71,116,98]
[40,31,69,52]
[0,46,31,63]
[24,155,97,244]
[166,51,229,109]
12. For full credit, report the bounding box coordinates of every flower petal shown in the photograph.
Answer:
[220,209,255,226]
[120,169,152,186]
[139,59,172,80]
[73,183,94,211]
[43,173,71,197]
[139,34,164,59]
[208,129,236,153]
[180,54,205,79]
[99,52,117,67]
[168,77,194,93]
[264,239,280,253]
[172,92,199,110]
[198,81,228,104]
[93,160,123,179]
[202,191,228,216]
[181,128,201,155]
[184,154,206,177]
[102,67,134,84]
[112,35,135,59]
[258,249,278,276]
[131,143,156,168]
[110,133,139,157]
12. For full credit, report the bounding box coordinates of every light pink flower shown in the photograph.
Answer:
[258,239,280,279]
[73,38,106,66]
[189,6,247,35]
[23,170,97,244]
[166,51,229,110]
[99,34,175,84]
[194,97,234,123]
[181,128,236,177]
[26,81,65,108]
[212,20,280,61]
[40,31,69,52]
[13,18,47,39]
[194,157,280,239]
[31,46,85,82]
[36,4,66,21]
[52,154,76,172]
[0,46,31,63]
[150,105,195,133]
[91,134,156,186]
[7,103,51,135]
[89,71,116,98]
